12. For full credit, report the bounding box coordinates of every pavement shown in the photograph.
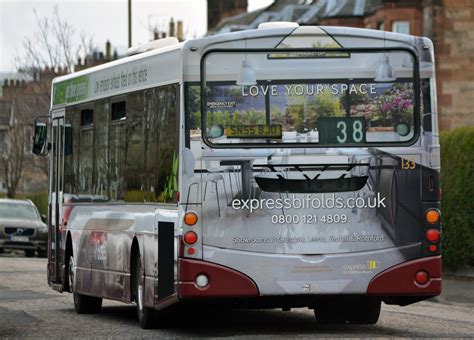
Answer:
[431,275,474,305]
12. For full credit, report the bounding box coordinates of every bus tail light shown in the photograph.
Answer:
[415,271,429,285]
[184,231,198,245]
[187,247,195,255]
[426,229,440,242]
[184,212,198,226]
[429,244,437,252]
[425,209,440,224]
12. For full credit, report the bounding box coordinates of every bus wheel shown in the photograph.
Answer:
[70,256,102,314]
[133,252,156,329]
[346,298,381,324]
[313,304,347,324]
[313,297,381,324]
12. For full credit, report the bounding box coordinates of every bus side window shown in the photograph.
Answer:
[64,124,72,155]
[421,80,432,132]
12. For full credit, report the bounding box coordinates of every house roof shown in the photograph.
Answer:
[208,0,385,34]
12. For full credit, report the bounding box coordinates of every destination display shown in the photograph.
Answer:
[318,117,367,144]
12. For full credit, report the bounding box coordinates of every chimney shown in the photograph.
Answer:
[153,29,160,40]
[177,20,184,41]
[106,40,112,60]
[169,17,175,37]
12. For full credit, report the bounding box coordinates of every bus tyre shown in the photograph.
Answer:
[69,256,102,314]
[314,298,381,324]
[346,298,381,324]
[133,252,156,329]
[314,305,346,324]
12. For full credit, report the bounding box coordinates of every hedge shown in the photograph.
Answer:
[440,127,474,269]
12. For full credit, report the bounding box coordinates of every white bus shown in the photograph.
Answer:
[33,23,442,328]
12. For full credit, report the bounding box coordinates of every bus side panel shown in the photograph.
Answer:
[66,204,163,303]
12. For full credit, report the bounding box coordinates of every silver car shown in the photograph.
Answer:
[0,199,48,257]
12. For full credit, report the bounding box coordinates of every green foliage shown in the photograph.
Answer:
[288,90,344,132]
[440,128,474,269]
[206,109,266,127]
[163,152,179,202]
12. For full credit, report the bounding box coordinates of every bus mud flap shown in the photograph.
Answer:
[158,222,174,300]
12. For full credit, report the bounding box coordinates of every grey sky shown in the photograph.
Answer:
[0,0,274,73]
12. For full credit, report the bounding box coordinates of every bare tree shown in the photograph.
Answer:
[1,6,95,197]
[1,95,28,198]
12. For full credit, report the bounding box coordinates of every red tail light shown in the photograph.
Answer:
[426,229,440,242]
[184,231,198,245]
[415,271,429,285]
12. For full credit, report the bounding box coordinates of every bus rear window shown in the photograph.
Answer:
[196,49,419,147]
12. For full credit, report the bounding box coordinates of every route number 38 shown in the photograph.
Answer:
[336,120,364,143]
[318,117,366,144]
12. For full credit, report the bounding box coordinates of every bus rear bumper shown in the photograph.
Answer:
[178,258,259,299]
[367,255,441,297]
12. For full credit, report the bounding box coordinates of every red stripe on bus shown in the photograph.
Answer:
[178,258,259,298]
[367,256,441,295]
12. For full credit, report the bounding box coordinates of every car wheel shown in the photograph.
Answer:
[25,250,35,257]
[133,251,156,329]
[38,249,47,258]
[0,248,4,254]
[70,255,102,314]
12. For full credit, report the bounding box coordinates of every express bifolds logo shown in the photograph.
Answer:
[343,260,381,275]
[231,193,386,214]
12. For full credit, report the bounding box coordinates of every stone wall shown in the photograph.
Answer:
[434,0,474,130]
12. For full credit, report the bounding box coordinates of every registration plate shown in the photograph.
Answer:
[10,235,29,242]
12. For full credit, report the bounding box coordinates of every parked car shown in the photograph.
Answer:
[0,199,47,257]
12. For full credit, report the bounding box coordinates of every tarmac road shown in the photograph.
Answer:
[1,253,473,338]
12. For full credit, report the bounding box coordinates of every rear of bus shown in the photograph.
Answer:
[178,25,441,323]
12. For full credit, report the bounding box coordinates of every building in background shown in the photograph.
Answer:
[207,0,474,130]
[0,42,121,196]
[208,0,248,32]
